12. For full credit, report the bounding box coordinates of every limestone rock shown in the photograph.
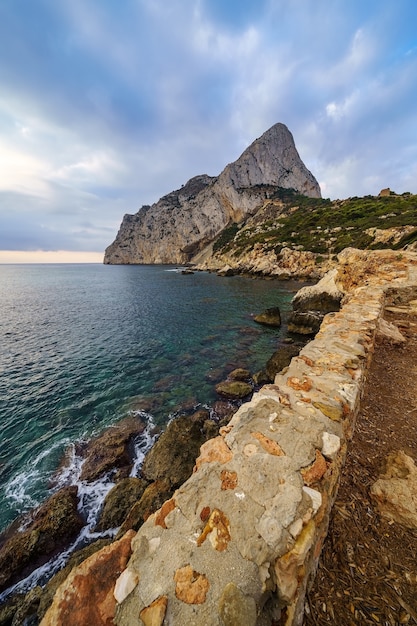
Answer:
[217,265,235,277]
[95,477,149,532]
[321,432,341,460]
[38,539,111,621]
[215,380,253,400]
[0,486,84,593]
[114,568,139,604]
[376,318,406,344]
[218,582,257,626]
[194,436,233,470]
[220,469,238,490]
[251,431,285,456]
[40,530,135,626]
[139,596,168,626]
[197,508,231,551]
[104,124,321,265]
[301,450,328,486]
[370,450,417,529]
[292,269,343,313]
[141,413,208,488]
[253,306,282,327]
[79,416,146,482]
[274,520,316,604]
[154,497,176,529]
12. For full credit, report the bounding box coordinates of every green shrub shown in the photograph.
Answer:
[213,223,239,253]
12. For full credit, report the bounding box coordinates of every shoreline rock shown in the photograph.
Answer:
[0,486,84,594]
[78,415,146,482]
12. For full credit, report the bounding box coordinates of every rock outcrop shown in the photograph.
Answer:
[288,268,344,334]
[40,530,135,626]
[0,486,84,593]
[104,124,321,264]
[370,450,417,529]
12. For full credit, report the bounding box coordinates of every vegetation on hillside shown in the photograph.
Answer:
[213,190,417,257]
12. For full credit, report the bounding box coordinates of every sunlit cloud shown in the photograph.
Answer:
[0,250,103,264]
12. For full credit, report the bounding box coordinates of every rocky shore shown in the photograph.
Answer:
[2,248,417,625]
[0,282,312,625]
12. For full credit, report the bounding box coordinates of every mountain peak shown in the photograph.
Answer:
[104,124,321,264]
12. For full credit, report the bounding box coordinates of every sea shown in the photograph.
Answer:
[0,263,302,598]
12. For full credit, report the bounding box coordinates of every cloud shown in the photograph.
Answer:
[0,0,417,255]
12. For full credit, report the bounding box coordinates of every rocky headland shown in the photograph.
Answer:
[104,123,321,265]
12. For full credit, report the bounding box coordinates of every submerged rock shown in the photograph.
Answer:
[228,368,251,381]
[0,486,84,593]
[212,401,237,421]
[253,306,282,327]
[215,380,253,400]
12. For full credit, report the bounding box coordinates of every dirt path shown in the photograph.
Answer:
[304,308,417,625]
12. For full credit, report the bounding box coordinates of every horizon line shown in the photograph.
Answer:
[0,250,104,264]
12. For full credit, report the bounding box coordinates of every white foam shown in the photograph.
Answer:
[0,412,157,601]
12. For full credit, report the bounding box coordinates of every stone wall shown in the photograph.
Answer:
[41,250,417,626]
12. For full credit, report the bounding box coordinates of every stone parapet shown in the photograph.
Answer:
[113,251,417,626]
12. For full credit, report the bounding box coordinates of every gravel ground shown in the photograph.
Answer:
[304,309,417,626]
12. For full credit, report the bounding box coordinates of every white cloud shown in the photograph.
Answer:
[51,151,127,187]
[325,92,359,121]
[0,141,50,197]
[1,0,417,255]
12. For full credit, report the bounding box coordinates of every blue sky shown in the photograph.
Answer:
[0,0,417,260]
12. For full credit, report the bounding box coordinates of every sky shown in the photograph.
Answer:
[0,0,417,263]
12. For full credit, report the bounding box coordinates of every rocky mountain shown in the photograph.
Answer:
[104,123,321,264]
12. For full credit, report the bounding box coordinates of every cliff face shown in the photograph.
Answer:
[104,123,321,264]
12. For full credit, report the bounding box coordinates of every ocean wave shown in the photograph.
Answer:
[0,412,156,602]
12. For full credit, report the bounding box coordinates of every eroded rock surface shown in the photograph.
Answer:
[253,306,282,327]
[0,486,84,593]
[141,412,209,488]
[79,416,146,482]
[40,530,135,626]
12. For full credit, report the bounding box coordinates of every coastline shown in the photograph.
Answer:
[0,269,310,620]
[3,250,416,624]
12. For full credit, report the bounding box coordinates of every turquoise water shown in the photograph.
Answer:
[0,264,301,541]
